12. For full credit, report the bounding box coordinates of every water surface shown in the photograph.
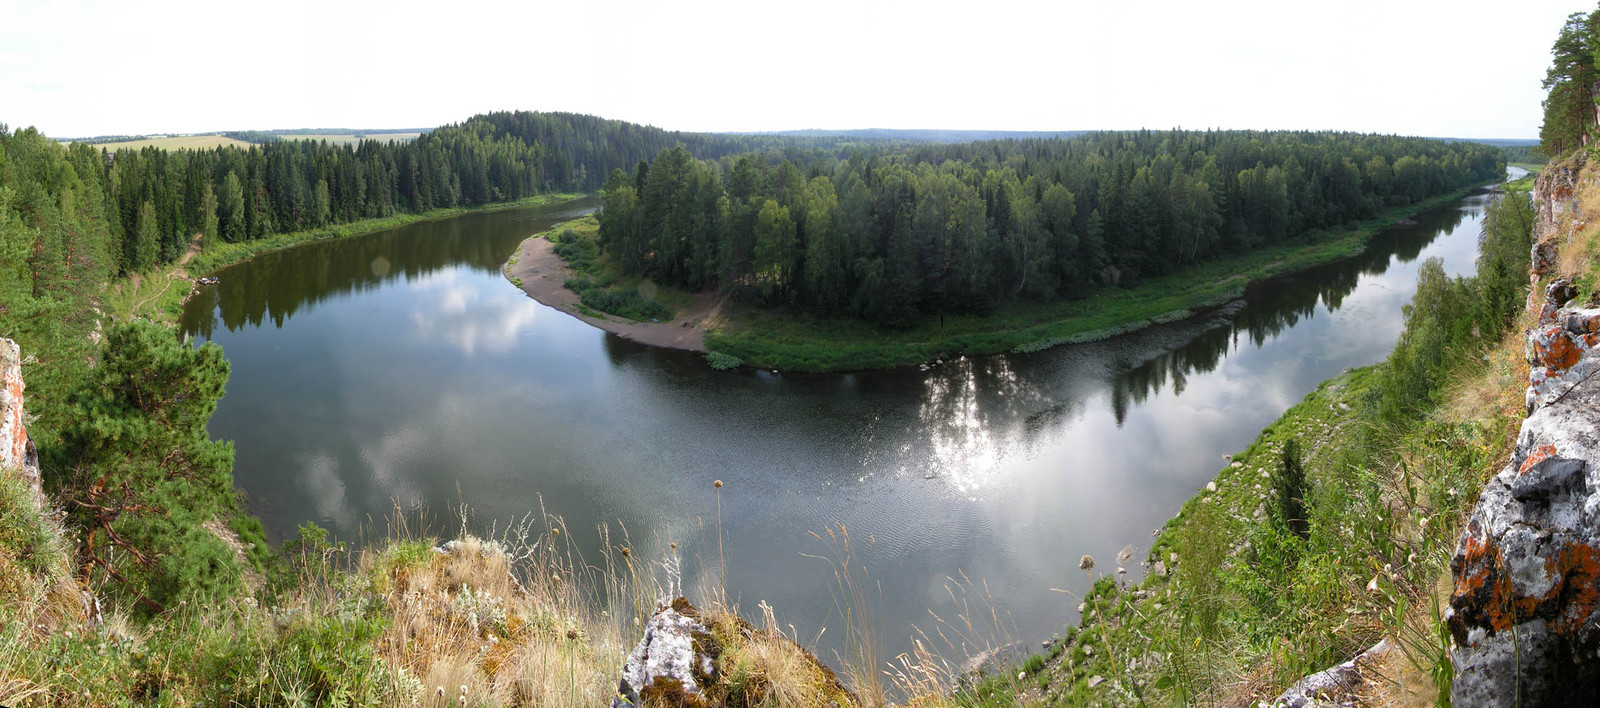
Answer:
[182,185,1500,667]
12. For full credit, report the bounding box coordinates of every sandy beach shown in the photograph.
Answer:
[505,235,724,352]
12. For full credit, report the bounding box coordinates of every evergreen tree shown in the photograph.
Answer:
[134,201,160,270]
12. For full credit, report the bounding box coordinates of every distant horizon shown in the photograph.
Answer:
[41,119,1541,145]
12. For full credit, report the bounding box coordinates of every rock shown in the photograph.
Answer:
[1,338,42,506]
[1272,639,1389,708]
[1447,160,1600,705]
[958,641,1026,682]
[1523,282,1600,413]
[612,598,719,708]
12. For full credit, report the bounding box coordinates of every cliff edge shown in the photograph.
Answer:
[1447,155,1600,704]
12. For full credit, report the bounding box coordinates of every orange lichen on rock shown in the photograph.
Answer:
[1550,541,1600,635]
[1532,327,1582,370]
[1519,445,1559,476]
[1451,529,1519,635]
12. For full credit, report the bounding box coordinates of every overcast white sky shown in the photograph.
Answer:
[0,0,1584,139]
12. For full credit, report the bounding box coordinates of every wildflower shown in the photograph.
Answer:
[621,547,630,558]
[1079,555,1094,571]
[714,479,723,488]
[670,542,677,550]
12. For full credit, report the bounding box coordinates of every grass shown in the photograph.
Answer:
[708,188,1481,372]
[1025,162,1564,705]
[1033,354,1520,705]
[81,135,255,151]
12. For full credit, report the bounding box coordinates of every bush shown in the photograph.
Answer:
[705,351,743,370]
[564,276,673,322]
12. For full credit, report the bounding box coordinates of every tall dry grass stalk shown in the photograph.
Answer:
[805,523,885,706]
[885,570,1019,704]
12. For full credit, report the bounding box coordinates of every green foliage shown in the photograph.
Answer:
[0,473,60,579]
[1052,158,1537,703]
[564,276,673,322]
[552,227,599,272]
[1374,258,1477,426]
[1274,438,1309,540]
[1539,10,1600,158]
[602,131,1502,331]
[50,321,245,614]
[190,608,402,706]
[705,351,743,370]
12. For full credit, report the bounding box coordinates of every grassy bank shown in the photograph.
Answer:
[981,164,1551,706]
[704,187,1482,372]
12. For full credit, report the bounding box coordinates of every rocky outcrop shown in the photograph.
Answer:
[1,337,42,504]
[1446,165,1600,705]
[612,598,721,708]
[1528,154,1583,287]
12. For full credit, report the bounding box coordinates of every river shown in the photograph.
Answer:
[180,175,1513,671]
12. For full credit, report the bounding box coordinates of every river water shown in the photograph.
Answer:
[181,177,1509,670]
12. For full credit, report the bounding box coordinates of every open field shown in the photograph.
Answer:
[84,134,255,151]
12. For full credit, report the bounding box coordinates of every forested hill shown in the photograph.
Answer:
[596,131,1504,326]
[1,111,878,285]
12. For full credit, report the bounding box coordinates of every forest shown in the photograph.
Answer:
[596,131,1504,327]
[11,111,871,283]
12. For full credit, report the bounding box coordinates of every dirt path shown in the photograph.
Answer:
[505,236,721,353]
[123,233,208,318]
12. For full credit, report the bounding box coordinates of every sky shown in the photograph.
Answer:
[0,0,1585,139]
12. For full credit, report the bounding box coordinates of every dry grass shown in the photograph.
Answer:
[709,601,861,708]
[367,513,648,707]
[85,135,255,151]
[1556,173,1600,282]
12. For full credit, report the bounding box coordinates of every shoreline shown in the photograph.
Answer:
[506,185,1495,372]
[504,234,724,353]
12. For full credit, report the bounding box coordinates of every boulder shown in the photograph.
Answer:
[612,598,720,708]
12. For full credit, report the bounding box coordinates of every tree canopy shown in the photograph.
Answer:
[599,131,1503,327]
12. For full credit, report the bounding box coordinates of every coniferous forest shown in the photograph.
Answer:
[596,132,1503,327]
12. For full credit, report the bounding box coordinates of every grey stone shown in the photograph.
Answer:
[1448,163,1600,705]
[612,599,716,708]
[1510,455,1586,502]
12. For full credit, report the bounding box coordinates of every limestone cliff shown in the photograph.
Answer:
[1,337,42,506]
[1447,157,1600,704]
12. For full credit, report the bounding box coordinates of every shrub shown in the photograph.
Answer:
[705,351,743,370]
[564,276,672,322]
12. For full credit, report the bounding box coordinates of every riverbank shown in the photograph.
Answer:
[712,186,1492,372]
[515,188,1486,373]
[504,216,726,352]
[105,193,585,326]
[989,173,1543,705]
